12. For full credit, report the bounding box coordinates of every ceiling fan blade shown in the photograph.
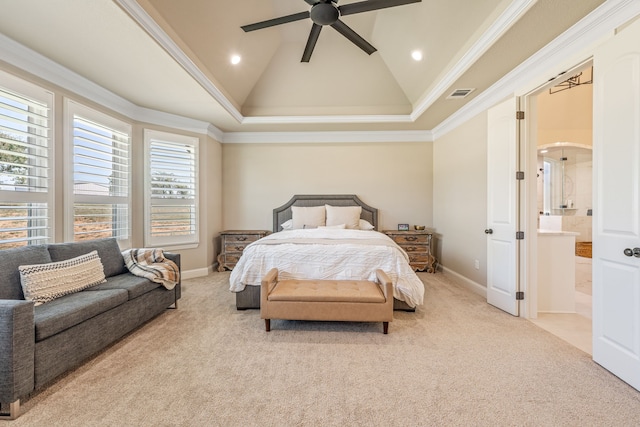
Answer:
[301,24,323,62]
[241,11,310,32]
[330,20,376,55]
[339,0,421,17]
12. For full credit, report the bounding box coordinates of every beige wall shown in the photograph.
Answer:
[536,66,593,147]
[433,112,488,287]
[221,141,433,232]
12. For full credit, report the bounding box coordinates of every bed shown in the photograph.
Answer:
[229,195,424,311]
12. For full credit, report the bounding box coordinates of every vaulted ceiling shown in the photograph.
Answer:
[0,0,606,134]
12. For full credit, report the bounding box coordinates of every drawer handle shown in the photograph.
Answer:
[235,246,245,251]
[406,246,417,252]
[237,237,247,241]
[405,236,418,241]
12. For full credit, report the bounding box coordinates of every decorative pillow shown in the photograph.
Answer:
[358,219,375,230]
[325,205,362,229]
[18,250,106,305]
[291,206,326,229]
[280,219,293,230]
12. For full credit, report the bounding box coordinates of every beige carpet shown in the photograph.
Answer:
[10,272,640,426]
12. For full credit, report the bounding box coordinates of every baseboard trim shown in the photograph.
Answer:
[440,266,487,298]
[182,266,212,280]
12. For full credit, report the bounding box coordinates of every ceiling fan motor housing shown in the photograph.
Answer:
[310,3,340,26]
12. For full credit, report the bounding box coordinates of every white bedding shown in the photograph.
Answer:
[229,229,424,307]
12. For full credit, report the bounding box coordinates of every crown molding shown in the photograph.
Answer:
[432,0,640,140]
[0,32,220,137]
[222,130,432,144]
[410,0,536,120]
[241,114,414,125]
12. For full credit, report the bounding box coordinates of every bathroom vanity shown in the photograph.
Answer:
[537,230,579,313]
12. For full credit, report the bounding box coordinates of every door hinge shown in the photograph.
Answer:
[516,171,524,180]
[516,291,525,300]
[516,111,525,120]
[516,231,524,240]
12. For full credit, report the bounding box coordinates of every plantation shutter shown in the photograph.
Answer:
[68,104,130,244]
[0,82,52,249]
[145,131,198,247]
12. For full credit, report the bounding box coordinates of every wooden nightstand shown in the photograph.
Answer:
[217,230,270,272]
[383,229,436,273]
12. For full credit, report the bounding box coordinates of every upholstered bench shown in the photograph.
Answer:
[260,269,394,334]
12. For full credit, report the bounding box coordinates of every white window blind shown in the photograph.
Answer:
[0,75,52,250]
[65,100,130,245]
[144,130,198,247]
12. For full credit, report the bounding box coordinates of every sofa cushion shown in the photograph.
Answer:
[34,289,128,341]
[86,273,161,300]
[0,245,52,300]
[19,250,107,306]
[47,238,127,277]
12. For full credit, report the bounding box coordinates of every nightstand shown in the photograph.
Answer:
[217,230,270,272]
[383,229,436,273]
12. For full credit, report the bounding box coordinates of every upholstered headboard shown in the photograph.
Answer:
[273,194,378,232]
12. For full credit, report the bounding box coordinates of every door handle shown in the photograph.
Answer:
[484,229,493,234]
[623,247,640,257]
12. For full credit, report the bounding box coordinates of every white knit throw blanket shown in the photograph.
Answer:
[122,248,180,290]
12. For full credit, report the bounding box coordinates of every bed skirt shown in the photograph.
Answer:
[235,285,416,312]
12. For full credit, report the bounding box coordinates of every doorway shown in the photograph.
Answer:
[526,63,594,354]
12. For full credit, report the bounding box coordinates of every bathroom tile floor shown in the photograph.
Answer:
[529,256,593,355]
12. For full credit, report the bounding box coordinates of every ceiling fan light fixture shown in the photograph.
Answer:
[310,3,340,26]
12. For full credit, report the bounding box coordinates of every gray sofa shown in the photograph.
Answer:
[0,238,181,419]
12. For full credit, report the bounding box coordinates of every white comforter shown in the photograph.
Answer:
[229,229,424,307]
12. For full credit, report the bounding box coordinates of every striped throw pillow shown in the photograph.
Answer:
[19,250,106,305]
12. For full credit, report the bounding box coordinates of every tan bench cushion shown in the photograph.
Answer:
[268,279,385,303]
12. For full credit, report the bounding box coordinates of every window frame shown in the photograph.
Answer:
[143,129,199,249]
[63,98,131,247]
[0,70,54,249]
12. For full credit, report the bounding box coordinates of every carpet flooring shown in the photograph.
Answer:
[10,271,640,426]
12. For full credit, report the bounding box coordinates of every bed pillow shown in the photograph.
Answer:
[325,205,362,229]
[18,250,106,305]
[280,219,293,230]
[291,206,326,229]
[318,224,346,229]
[358,219,375,230]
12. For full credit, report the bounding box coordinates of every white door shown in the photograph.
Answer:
[592,19,640,391]
[487,97,520,316]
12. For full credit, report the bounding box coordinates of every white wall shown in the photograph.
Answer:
[433,112,488,287]
[222,141,433,232]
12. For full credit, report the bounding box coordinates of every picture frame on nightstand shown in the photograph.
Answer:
[397,223,409,231]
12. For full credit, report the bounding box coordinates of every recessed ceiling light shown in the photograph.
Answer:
[411,50,423,61]
[230,54,241,65]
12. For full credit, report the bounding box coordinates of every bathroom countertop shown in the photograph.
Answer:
[537,229,580,236]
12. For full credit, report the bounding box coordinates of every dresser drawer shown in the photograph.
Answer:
[401,244,428,253]
[224,241,252,253]
[407,252,432,264]
[390,234,430,245]
[225,234,263,244]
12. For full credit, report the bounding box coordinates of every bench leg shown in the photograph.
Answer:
[265,319,271,332]
[383,322,389,334]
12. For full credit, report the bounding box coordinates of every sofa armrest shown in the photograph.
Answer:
[260,268,279,308]
[164,252,181,301]
[0,300,35,405]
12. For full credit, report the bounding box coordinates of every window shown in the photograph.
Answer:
[144,129,198,247]
[0,72,53,250]
[65,100,131,246]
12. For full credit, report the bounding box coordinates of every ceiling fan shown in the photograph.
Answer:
[241,0,422,63]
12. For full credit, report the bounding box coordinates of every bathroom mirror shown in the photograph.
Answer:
[538,143,592,216]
